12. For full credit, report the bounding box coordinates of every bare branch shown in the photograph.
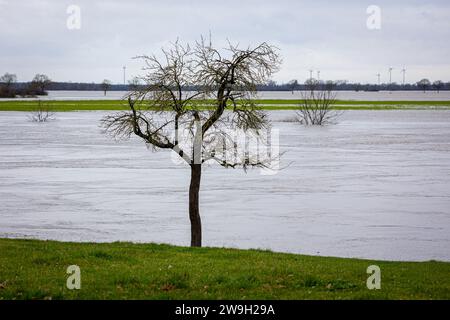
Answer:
[102,36,281,169]
[296,80,342,125]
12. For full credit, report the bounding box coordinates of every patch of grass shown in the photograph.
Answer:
[1,99,450,111]
[161,272,191,290]
[253,99,450,106]
[90,250,114,260]
[0,238,449,300]
[301,275,324,288]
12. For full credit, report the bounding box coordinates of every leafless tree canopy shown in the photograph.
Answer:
[417,78,431,93]
[101,38,281,169]
[31,74,52,93]
[296,79,341,125]
[0,73,17,98]
[101,79,112,96]
[0,73,17,86]
[432,80,443,93]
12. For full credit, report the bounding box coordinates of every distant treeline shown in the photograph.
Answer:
[2,79,450,98]
[37,81,450,92]
[2,71,449,99]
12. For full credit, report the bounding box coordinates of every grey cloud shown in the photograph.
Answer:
[1,0,449,84]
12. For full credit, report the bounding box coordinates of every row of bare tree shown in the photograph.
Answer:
[0,73,51,98]
[416,79,445,93]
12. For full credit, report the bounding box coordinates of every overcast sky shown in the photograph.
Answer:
[1,0,449,84]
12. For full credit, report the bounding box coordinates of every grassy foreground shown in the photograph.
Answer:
[0,239,449,300]
[1,99,450,111]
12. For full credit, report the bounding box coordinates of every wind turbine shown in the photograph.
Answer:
[317,70,320,81]
[401,67,406,85]
[376,73,381,85]
[388,67,393,85]
[308,69,313,81]
[123,66,126,85]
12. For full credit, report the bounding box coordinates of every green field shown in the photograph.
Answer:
[0,238,449,300]
[1,99,450,111]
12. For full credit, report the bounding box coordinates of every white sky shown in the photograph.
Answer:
[1,0,449,84]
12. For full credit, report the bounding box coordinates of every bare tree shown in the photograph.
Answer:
[0,73,17,98]
[29,100,54,122]
[288,79,299,94]
[101,38,281,247]
[433,80,443,93]
[296,79,340,125]
[128,76,141,91]
[31,74,52,94]
[417,78,431,93]
[101,79,112,96]
[0,73,17,86]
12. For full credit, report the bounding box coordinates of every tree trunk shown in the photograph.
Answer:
[189,164,202,247]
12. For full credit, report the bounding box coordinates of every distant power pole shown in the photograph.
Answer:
[123,66,126,85]
[376,73,381,85]
[401,68,406,85]
[317,70,320,81]
[309,69,313,80]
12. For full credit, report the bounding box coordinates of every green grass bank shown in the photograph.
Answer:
[1,99,450,111]
[0,238,449,300]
